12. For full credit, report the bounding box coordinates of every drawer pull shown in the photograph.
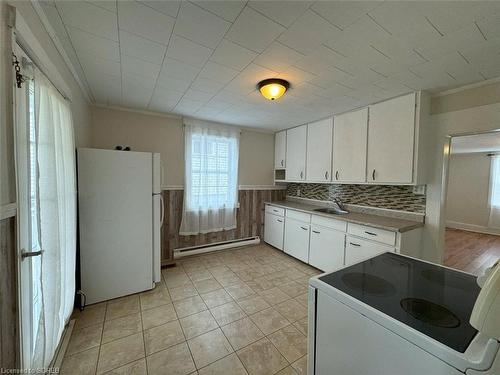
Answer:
[325,171,329,180]
[277,219,283,223]
[349,242,361,247]
[300,226,308,231]
[335,171,339,180]
[312,230,321,234]
[364,231,377,236]
[273,209,279,212]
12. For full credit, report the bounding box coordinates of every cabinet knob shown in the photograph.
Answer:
[372,169,376,181]
[335,171,339,180]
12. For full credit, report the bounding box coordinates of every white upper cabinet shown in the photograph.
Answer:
[286,125,307,181]
[306,118,333,182]
[367,93,417,184]
[332,108,368,183]
[274,130,286,169]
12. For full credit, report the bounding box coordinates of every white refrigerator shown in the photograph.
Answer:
[77,148,163,305]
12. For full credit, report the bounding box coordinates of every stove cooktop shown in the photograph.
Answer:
[319,252,481,353]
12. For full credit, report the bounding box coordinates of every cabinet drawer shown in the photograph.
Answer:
[286,209,311,223]
[345,235,394,265]
[265,204,285,217]
[347,223,396,246]
[311,215,347,232]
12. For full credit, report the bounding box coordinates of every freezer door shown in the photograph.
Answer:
[152,194,162,283]
[78,148,154,304]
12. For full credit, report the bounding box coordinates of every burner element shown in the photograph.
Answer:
[341,272,397,296]
[400,298,461,328]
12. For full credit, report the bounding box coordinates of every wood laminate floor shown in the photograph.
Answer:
[444,228,500,275]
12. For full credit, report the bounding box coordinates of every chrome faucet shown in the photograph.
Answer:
[332,197,347,212]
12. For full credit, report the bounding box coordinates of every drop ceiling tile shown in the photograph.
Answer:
[121,55,161,86]
[138,0,180,18]
[174,2,231,49]
[118,1,175,44]
[189,77,224,95]
[476,13,500,41]
[122,74,155,108]
[199,61,239,84]
[460,37,500,66]
[158,58,200,82]
[248,1,312,27]
[253,42,305,72]
[174,97,205,115]
[224,63,278,95]
[88,0,116,13]
[203,99,232,112]
[226,7,285,53]
[478,59,500,80]
[79,54,121,79]
[278,65,316,86]
[149,87,184,112]
[120,30,166,65]
[183,88,214,102]
[195,106,224,118]
[311,1,382,30]
[278,10,342,55]
[157,76,193,92]
[166,35,213,68]
[193,1,246,22]
[57,1,118,41]
[293,54,332,76]
[210,39,257,71]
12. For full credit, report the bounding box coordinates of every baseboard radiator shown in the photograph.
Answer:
[174,236,260,259]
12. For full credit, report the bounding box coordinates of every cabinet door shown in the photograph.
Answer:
[309,225,345,272]
[286,125,307,181]
[345,235,394,265]
[367,93,416,184]
[274,131,286,168]
[306,118,333,182]
[333,108,368,183]
[264,212,285,250]
[284,218,310,263]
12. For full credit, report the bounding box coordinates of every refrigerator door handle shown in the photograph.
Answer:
[159,194,165,227]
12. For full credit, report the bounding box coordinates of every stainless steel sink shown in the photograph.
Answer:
[314,207,349,215]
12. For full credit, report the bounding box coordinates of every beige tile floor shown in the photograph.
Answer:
[63,243,321,375]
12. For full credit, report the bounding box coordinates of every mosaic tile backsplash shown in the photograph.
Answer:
[286,183,426,214]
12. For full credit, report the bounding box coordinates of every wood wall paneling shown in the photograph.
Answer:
[161,189,286,263]
[0,217,18,370]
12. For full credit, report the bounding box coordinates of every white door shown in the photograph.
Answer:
[284,218,310,262]
[345,236,394,265]
[275,131,286,168]
[286,125,307,181]
[367,93,416,184]
[309,225,345,271]
[333,108,368,183]
[306,118,333,182]
[14,61,43,370]
[264,212,285,250]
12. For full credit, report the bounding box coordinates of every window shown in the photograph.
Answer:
[488,155,500,228]
[180,122,240,235]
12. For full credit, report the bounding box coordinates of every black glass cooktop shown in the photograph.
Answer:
[319,253,480,353]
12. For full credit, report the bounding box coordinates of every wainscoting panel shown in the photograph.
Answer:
[0,216,18,370]
[161,189,286,263]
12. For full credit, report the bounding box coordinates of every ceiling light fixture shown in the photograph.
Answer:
[258,78,289,101]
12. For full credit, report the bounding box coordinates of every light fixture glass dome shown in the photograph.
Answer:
[258,79,289,100]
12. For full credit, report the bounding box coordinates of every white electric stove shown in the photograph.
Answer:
[308,252,500,375]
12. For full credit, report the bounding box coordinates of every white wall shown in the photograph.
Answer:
[446,153,491,230]
[90,106,276,188]
[423,81,500,262]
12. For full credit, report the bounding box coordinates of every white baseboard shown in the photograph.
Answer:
[446,220,500,236]
[174,236,260,258]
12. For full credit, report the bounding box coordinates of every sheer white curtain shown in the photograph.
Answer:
[32,72,76,368]
[488,155,500,228]
[180,119,239,235]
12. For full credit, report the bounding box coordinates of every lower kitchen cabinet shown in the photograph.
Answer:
[309,225,345,272]
[345,235,394,265]
[284,217,310,263]
[264,212,284,250]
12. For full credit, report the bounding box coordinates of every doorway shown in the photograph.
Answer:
[443,131,500,275]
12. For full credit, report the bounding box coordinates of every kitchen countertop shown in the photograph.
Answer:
[265,200,424,233]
